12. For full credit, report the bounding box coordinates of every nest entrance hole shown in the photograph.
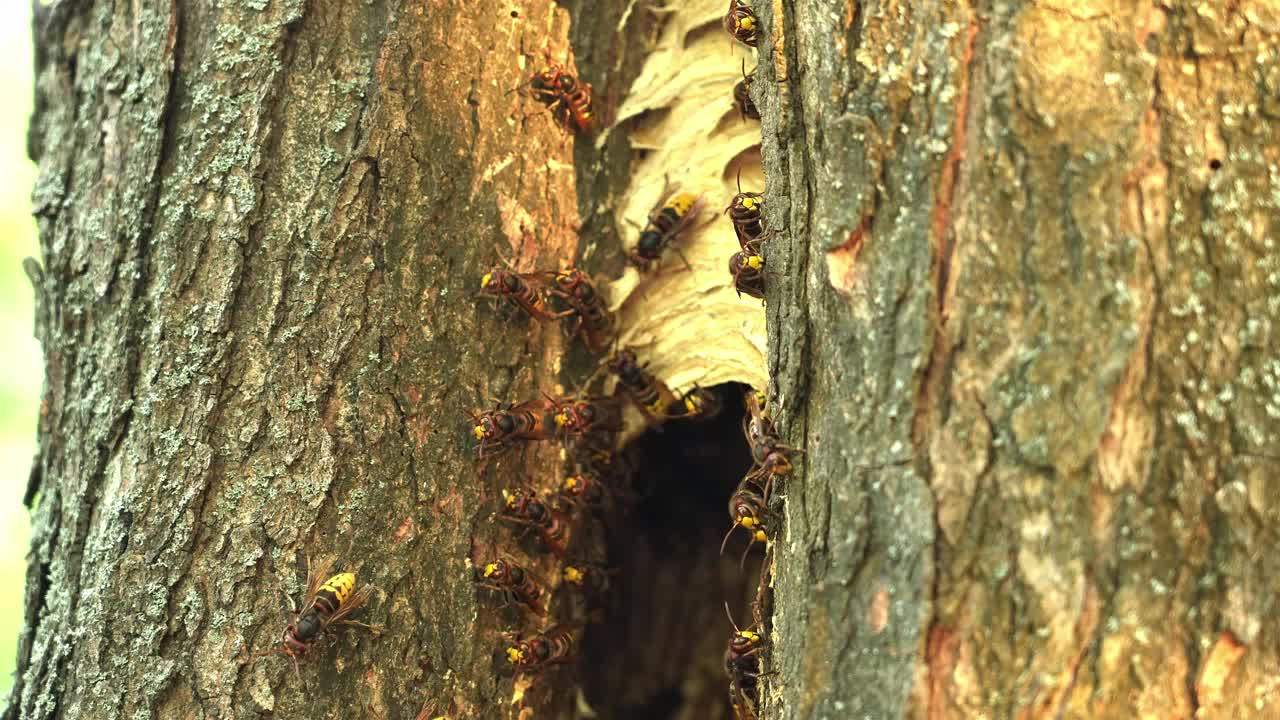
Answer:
[579,382,761,720]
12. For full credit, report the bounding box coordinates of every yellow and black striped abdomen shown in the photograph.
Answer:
[315,572,356,616]
[660,192,699,224]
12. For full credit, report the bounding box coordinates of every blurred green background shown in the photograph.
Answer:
[0,1,41,700]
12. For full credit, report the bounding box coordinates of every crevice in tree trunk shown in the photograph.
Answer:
[579,383,758,720]
[17,1,1274,718]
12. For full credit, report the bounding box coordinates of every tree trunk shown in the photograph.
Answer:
[757,1,1280,719]
[12,1,597,718]
[12,1,1280,719]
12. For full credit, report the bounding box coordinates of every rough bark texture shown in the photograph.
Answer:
[15,0,1280,719]
[12,1,602,718]
[757,1,1280,719]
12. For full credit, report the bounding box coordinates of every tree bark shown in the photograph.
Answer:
[757,1,1280,719]
[12,1,600,718]
[14,0,1280,719]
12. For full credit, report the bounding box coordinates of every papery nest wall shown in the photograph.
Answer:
[599,0,768,440]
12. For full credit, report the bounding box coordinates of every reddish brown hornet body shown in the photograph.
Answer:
[724,604,766,719]
[479,267,571,322]
[500,487,571,555]
[725,175,765,248]
[477,558,545,615]
[525,62,594,133]
[549,267,613,352]
[547,395,624,438]
[721,484,772,568]
[558,471,610,511]
[504,626,576,675]
[730,239,766,300]
[607,348,684,423]
[562,563,613,595]
[724,0,760,47]
[470,400,557,458]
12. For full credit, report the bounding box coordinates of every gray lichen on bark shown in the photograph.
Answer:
[13,0,1280,718]
[757,1,1280,719]
[755,0,946,716]
[13,2,587,718]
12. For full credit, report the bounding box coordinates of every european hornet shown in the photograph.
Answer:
[724,603,766,720]
[555,74,594,133]
[524,61,594,133]
[724,0,760,48]
[725,171,766,247]
[676,384,723,422]
[504,626,576,675]
[500,487,571,555]
[627,183,705,272]
[561,562,614,595]
[256,557,375,679]
[559,471,609,510]
[476,558,545,615]
[479,265,572,323]
[729,238,766,300]
[746,433,801,502]
[721,483,773,568]
[734,61,760,121]
[547,394,624,438]
[500,486,555,525]
[743,388,774,442]
[469,400,558,458]
[570,443,635,505]
[606,348,682,423]
[526,62,573,106]
[743,387,799,499]
[527,62,570,97]
[548,267,613,353]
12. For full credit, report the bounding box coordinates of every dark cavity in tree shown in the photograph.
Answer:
[578,383,759,720]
